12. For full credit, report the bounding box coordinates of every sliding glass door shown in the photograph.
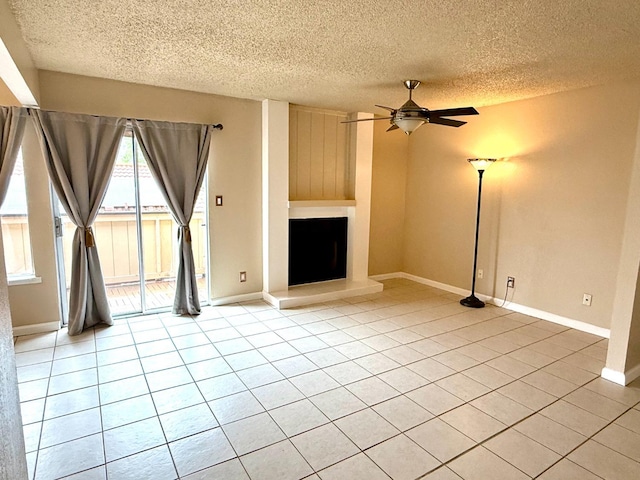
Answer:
[136,143,209,312]
[55,131,209,318]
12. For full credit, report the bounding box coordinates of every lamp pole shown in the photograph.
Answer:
[461,159,496,308]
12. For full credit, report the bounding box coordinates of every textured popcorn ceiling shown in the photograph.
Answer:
[7,0,640,112]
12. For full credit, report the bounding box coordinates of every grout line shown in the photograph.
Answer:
[128,318,169,465]
[531,394,640,478]
[15,282,629,480]
[415,338,627,479]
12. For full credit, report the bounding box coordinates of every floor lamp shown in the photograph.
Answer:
[460,158,496,308]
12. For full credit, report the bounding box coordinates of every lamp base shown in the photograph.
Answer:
[460,295,485,308]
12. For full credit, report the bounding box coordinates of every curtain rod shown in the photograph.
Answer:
[128,118,223,130]
[19,106,223,130]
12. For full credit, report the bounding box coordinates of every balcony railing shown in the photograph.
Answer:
[1,211,207,287]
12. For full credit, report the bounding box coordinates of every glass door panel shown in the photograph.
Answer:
[94,134,141,315]
[192,183,208,303]
[137,141,176,312]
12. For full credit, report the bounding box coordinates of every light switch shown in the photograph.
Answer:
[215,195,223,206]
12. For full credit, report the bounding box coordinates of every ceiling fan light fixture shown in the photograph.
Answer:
[394,117,425,135]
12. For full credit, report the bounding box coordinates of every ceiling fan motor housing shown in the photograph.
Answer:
[341,80,478,133]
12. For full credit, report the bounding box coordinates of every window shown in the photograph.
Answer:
[0,149,35,279]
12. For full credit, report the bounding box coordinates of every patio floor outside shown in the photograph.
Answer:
[91,277,207,317]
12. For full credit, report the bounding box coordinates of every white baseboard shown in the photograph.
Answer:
[601,367,627,385]
[369,272,406,281]
[494,298,610,338]
[12,321,60,337]
[601,363,640,386]
[210,292,264,306]
[380,271,493,302]
[262,292,278,308]
[399,272,479,298]
[372,271,610,338]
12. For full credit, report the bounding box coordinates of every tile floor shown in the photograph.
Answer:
[12,278,640,480]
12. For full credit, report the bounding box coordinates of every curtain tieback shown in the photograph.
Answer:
[180,225,192,244]
[84,227,95,248]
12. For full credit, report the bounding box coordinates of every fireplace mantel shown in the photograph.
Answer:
[288,200,356,208]
[289,200,356,220]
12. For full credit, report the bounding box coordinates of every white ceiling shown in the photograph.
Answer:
[7,0,640,113]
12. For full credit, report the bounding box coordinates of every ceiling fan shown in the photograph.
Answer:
[344,80,479,135]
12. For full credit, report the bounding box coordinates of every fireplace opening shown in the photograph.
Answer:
[289,217,348,286]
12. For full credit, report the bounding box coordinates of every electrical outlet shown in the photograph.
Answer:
[507,276,515,288]
[477,269,484,279]
[240,271,247,283]
[583,293,592,306]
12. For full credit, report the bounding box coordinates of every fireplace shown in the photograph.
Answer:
[289,217,348,286]
[261,104,383,307]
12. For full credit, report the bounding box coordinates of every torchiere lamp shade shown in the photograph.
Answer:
[468,158,496,172]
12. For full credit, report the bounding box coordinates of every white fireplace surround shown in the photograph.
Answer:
[261,100,383,308]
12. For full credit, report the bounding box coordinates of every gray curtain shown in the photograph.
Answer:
[0,107,28,205]
[131,119,213,315]
[31,110,126,335]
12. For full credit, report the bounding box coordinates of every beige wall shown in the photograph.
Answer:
[8,122,61,328]
[403,82,640,329]
[368,119,408,275]
[0,77,19,105]
[11,70,262,328]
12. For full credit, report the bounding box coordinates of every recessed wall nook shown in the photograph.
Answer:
[262,103,383,308]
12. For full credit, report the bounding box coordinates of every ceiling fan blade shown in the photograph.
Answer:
[375,105,396,112]
[429,117,466,127]
[429,107,479,117]
[386,124,399,132]
[341,117,392,124]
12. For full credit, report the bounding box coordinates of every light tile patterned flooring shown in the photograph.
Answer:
[13,278,640,480]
